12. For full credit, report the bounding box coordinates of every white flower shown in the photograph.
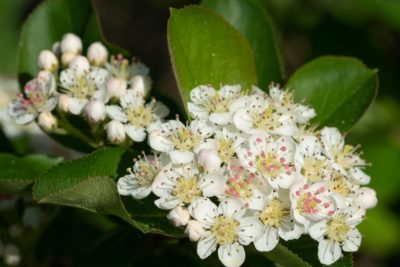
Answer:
[107,77,127,100]
[60,33,82,54]
[254,191,303,252]
[87,42,108,66]
[152,163,217,209]
[106,120,126,144]
[84,99,106,123]
[233,94,297,136]
[167,206,190,227]
[8,71,57,124]
[106,90,169,142]
[148,119,214,164]
[290,181,341,228]
[354,187,377,209]
[38,111,57,131]
[269,84,316,124]
[185,220,205,241]
[238,134,298,189]
[197,128,245,165]
[38,50,59,71]
[60,66,109,115]
[188,85,246,125]
[117,154,164,199]
[309,207,365,265]
[321,127,370,185]
[189,197,262,267]
[295,135,330,182]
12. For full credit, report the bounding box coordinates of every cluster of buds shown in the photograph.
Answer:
[8,33,168,146]
[118,84,377,267]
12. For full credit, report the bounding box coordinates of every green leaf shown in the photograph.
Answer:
[0,153,60,193]
[202,0,284,89]
[33,147,183,237]
[167,6,257,111]
[17,0,127,86]
[287,56,378,131]
[260,243,311,267]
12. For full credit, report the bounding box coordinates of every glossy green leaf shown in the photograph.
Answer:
[202,0,284,89]
[0,153,60,193]
[33,147,183,237]
[287,56,378,131]
[168,6,257,110]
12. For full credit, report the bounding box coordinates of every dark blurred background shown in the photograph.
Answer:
[0,0,399,266]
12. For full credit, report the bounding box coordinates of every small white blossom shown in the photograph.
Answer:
[60,33,82,54]
[87,42,108,66]
[68,55,90,76]
[130,75,152,97]
[107,77,127,100]
[106,120,126,144]
[38,111,57,131]
[38,50,59,71]
[185,220,205,241]
[84,99,106,124]
[167,206,190,227]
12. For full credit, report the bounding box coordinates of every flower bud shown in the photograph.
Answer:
[69,55,90,76]
[58,94,70,112]
[87,42,108,66]
[198,149,221,172]
[61,52,76,67]
[355,187,377,209]
[38,50,59,71]
[85,99,106,124]
[38,112,57,132]
[106,120,126,144]
[130,75,151,97]
[107,77,127,100]
[185,220,205,241]
[60,33,82,54]
[4,244,20,266]
[167,206,190,227]
[52,41,61,56]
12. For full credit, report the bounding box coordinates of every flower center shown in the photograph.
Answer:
[259,199,288,228]
[252,106,279,131]
[225,165,255,199]
[253,150,295,179]
[295,184,334,217]
[327,215,350,242]
[301,156,326,182]
[217,138,236,162]
[211,215,239,245]
[69,75,96,99]
[329,172,351,196]
[170,128,199,151]
[23,82,47,109]
[126,105,154,127]
[132,157,160,187]
[173,176,201,204]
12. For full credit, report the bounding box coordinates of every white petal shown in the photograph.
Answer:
[254,226,279,252]
[321,127,344,158]
[154,196,180,210]
[189,197,218,227]
[276,172,297,189]
[152,101,169,118]
[209,112,232,125]
[237,217,263,245]
[190,85,215,105]
[125,125,146,142]
[148,129,174,152]
[40,97,58,112]
[342,228,362,252]
[233,109,253,133]
[297,135,322,157]
[349,168,370,185]
[197,232,217,259]
[218,243,245,267]
[117,175,151,199]
[247,188,267,210]
[279,220,304,241]
[106,105,128,122]
[308,220,328,241]
[188,102,209,119]
[199,173,226,197]
[170,150,194,164]
[60,69,76,89]
[68,98,88,115]
[218,198,244,219]
[318,239,342,265]
[190,120,214,138]
[219,85,241,98]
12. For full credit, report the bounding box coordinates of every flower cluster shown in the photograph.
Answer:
[8,33,168,145]
[118,84,377,267]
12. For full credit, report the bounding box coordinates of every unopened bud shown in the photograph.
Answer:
[185,220,205,241]
[61,52,76,67]
[38,50,59,71]
[355,187,377,209]
[4,244,20,266]
[85,99,106,123]
[58,94,70,112]
[167,206,190,227]
[198,149,221,172]
[60,33,82,54]
[130,75,151,97]
[107,77,127,99]
[69,55,90,76]
[87,42,108,66]
[106,120,126,144]
[38,112,57,131]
